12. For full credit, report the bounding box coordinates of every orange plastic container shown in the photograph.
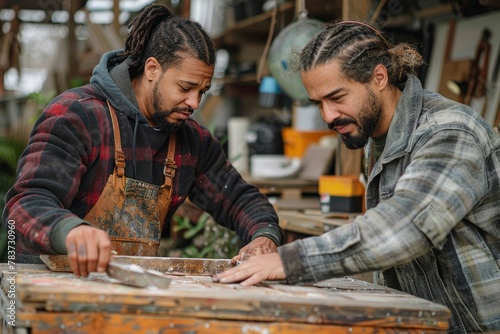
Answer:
[319,175,365,213]
[282,128,333,158]
[319,175,365,196]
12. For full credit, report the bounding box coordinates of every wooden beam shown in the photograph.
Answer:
[66,0,78,91]
[0,4,20,93]
[180,0,190,18]
[342,0,371,20]
[113,0,120,33]
[0,0,87,11]
[381,3,454,27]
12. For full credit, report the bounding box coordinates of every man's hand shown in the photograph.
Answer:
[65,225,112,277]
[213,252,286,286]
[231,236,278,265]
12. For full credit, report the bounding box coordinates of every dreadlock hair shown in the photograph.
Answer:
[300,20,424,87]
[123,4,216,79]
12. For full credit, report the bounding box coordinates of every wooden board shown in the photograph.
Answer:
[0,264,450,333]
[298,144,335,181]
[11,313,448,334]
[39,255,232,275]
[244,176,318,193]
[278,210,359,235]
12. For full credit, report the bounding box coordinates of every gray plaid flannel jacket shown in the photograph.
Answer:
[279,74,500,333]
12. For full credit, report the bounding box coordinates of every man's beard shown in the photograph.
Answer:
[151,82,193,132]
[328,87,383,149]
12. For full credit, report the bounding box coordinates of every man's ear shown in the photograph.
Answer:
[372,64,389,92]
[144,57,160,82]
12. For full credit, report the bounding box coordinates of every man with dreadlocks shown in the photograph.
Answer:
[3,4,283,277]
[214,21,500,333]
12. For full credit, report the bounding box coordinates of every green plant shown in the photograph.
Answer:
[0,92,51,211]
[0,135,28,261]
[163,110,242,259]
[0,90,54,261]
[0,136,25,193]
[173,212,241,259]
[27,91,55,120]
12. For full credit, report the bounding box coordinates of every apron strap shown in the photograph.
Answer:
[107,100,177,199]
[106,101,126,177]
[162,135,177,200]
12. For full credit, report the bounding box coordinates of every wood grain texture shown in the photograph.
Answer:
[18,313,448,334]
[278,210,358,235]
[0,264,450,334]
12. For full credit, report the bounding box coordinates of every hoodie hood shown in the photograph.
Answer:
[90,49,149,125]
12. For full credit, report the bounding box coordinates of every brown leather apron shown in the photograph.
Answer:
[83,102,177,256]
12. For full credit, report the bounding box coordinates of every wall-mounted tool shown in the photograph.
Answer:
[444,26,492,106]
[438,20,471,102]
[480,37,500,119]
[463,28,491,106]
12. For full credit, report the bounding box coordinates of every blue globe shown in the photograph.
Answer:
[268,18,324,104]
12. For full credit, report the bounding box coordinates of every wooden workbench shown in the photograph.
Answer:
[1,261,450,333]
[244,176,321,211]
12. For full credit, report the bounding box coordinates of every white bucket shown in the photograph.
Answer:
[190,0,226,38]
[293,104,327,131]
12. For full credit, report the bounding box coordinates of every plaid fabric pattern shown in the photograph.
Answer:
[279,75,499,333]
[3,85,283,255]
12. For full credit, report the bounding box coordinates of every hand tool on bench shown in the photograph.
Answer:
[39,254,233,288]
[105,261,172,289]
[39,255,174,289]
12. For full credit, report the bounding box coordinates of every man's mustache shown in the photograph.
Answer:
[170,107,193,114]
[328,118,354,130]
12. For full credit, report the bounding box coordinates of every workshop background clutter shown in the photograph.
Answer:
[1,0,500,259]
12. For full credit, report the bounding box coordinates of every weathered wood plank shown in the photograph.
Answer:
[12,271,450,330]
[18,312,449,334]
[278,210,358,235]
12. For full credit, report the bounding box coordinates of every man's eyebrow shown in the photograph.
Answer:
[179,80,211,89]
[179,80,197,86]
[308,87,344,103]
[323,87,344,99]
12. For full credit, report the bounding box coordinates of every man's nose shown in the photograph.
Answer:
[321,104,341,123]
[185,92,200,110]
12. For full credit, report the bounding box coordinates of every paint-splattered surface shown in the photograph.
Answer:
[0,263,450,333]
